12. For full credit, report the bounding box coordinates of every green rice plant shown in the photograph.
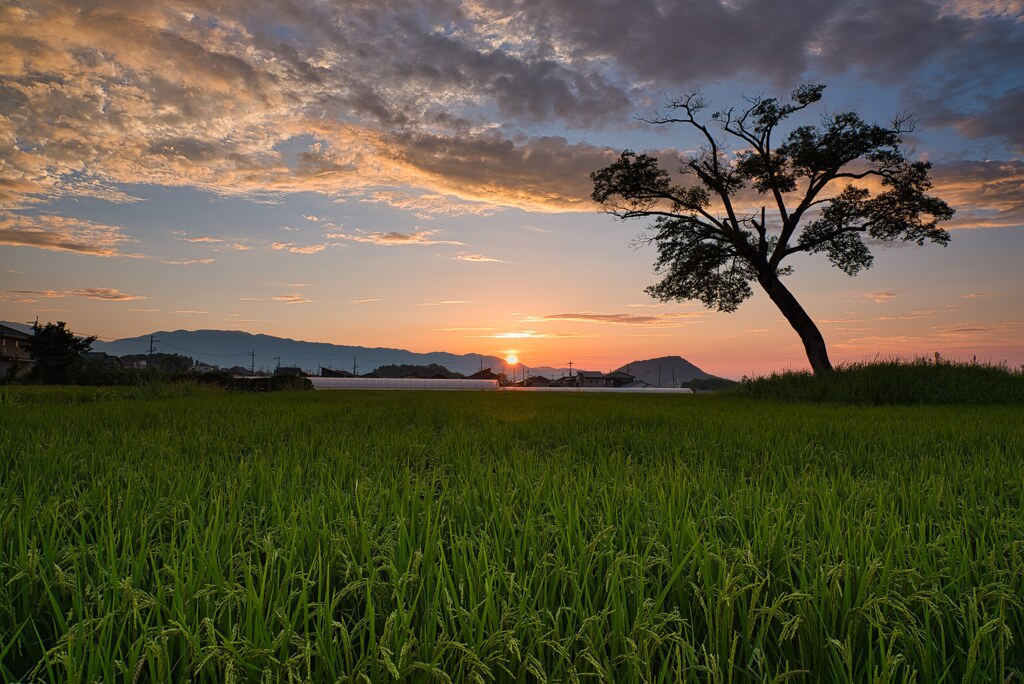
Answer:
[1,388,1022,682]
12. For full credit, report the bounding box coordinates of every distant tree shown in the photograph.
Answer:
[373,363,465,379]
[119,352,194,373]
[26,321,97,384]
[591,85,954,374]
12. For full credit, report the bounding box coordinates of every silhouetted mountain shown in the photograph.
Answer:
[614,355,712,387]
[93,329,507,376]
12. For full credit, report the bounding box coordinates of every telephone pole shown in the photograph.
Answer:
[568,360,574,377]
[250,350,255,374]
[352,356,357,376]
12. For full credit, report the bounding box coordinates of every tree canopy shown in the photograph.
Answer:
[591,85,954,373]
[26,321,97,384]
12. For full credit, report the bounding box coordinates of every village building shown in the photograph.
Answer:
[319,366,354,378]
[0,321,34,379]
[574,370,637,388]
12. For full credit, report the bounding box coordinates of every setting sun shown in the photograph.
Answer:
[505,353,519,365]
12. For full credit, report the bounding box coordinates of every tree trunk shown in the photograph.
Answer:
[757,272,833,374]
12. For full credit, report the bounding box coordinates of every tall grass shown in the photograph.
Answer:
[733,356,1024,405]
[2,388,1022,681]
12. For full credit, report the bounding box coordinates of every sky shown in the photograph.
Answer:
[1,0,1022,378]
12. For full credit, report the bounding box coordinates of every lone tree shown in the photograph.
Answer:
[591,85,954,373]
[26,321,96,384]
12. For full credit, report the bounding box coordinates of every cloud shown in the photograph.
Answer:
[454,253,503,262]
[174,310,208,314]
[2,287,145,302]
[359,191,500,218]
[420,300,473,306]
[331,228,464,246]
[963,291,1002,298]
[473,330,583,339]
[0,213,135,256]
[240,292,312,304]
[931,160,1024,229]
[863,291,897,304]
[522,312,706,326]
[271,242,331,254]
[1,0,1021,224]
[185,236,224,243]
[155,258,216,265]
[350,298,381,304]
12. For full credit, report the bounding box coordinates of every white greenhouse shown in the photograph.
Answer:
[310,377,500,391]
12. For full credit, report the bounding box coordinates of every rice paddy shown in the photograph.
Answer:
[2,386,1022,682]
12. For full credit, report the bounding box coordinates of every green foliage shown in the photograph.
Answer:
[24,321,96,384]
[733,356,1024,404]
[682,376,738,392]
[2,390,1022,681]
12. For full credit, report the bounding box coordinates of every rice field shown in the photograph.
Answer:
[2,386,1023,682]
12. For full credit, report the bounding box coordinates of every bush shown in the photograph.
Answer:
[733,356,1024,405]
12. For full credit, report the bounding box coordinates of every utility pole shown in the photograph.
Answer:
[568,360,574,377]
[658,364,662,388]
[274,356,280,371]
[352,356,357,376]
[250,350,255,375]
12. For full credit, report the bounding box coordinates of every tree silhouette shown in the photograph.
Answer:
[591,85,954,373]
[26,321,97,384]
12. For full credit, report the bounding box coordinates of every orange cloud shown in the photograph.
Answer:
[0,213,135,256]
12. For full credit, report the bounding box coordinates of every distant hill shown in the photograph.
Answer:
[614,355,713,387]
[93,330,725,382]
[94,329,508,376]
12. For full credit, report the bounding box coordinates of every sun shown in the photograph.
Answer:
[505,353,519,365]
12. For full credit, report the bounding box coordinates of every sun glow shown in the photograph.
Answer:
[505,353,519,365]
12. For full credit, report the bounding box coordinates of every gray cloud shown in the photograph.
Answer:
[1,0,1021,218]
[3,287,145,301]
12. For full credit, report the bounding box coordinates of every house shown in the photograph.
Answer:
[274,366,305,377]
[0,321,34,379]
[319,366,354,378]
[521,375,552,387]
[604,370,636,388]
[193,362,219,373]
[228,365,253,376]
[574,370,608,387]
[574,370,636,388]
[468,368,502,381]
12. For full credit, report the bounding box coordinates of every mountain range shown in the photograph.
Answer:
[93,329,716,381]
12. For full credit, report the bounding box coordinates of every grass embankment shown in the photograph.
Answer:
[733,357,1024,405]
[2,387,1022,682]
